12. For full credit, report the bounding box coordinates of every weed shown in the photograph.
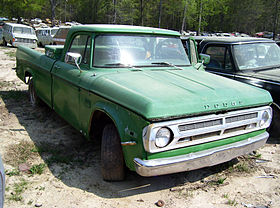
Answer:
[30,163,46,175]
[226,199,238,206]
[222,193,237,206]
[222,193,229,199]
[27,200,33,205]
[7,178,28,202]
[235,162,250,173]
[5,169,20,176]
[217,177,226,184]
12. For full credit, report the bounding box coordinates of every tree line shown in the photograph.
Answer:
[0,0,279,35]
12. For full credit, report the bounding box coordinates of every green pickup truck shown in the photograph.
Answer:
[16,25,273,181]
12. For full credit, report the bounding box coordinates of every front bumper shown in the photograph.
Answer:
[134,131,268,177]
[12,42,37,48]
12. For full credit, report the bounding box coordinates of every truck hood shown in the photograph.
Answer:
[241,68,280,83]
[14,33,37,40]
[90,68,272,120]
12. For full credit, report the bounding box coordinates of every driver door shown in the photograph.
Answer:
[52,34,91,129]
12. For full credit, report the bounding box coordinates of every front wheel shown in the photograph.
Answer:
[28,79,41,107]
[101,124,125,181]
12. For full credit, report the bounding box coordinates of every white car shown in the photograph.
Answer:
[3,23,37,48]
[36,27,59,47]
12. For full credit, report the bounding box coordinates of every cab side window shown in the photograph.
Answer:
[205,46,233,71]
[67,35,91,65]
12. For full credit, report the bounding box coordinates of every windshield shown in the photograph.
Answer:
[13,27,34,35]
[93,34,190,67]
[233,42,280,70]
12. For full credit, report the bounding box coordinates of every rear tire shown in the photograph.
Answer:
[101,124,125,181]
[3,39,7,46]
[28,79,41,107]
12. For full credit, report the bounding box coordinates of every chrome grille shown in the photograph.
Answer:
[16,38,34,43]
[178,119,222,131]
[225,113,258,123]
[143,106,272,153]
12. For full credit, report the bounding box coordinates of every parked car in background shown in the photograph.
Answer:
[0,27,3,45]
[52,26,70,45]
[0,155,5,208]
[3,23,37,48]
[36,27,59,47]
[193,37,280,135]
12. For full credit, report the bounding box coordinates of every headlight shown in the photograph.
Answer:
[259,110,271,127]
[155,127,172,148]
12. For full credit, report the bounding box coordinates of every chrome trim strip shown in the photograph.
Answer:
[208,71,235,78]
[135,131,268,177]
[121,141,137,146]
[143,106,272,153]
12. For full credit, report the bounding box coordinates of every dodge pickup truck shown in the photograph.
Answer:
[16,25,273,181]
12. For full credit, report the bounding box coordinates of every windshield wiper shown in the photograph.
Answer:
[104,63,142,71]
[151,62,184,70]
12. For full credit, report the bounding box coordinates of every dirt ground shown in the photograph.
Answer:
[0,45,279,208]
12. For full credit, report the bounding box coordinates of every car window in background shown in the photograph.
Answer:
[13,27,33,34]
[234,43,280,70]
[205,46,225,70]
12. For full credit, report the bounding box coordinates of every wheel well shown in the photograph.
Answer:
[89,110,114,144]
[24,72,32,84]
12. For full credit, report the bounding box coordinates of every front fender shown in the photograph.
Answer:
[92,101,150,170]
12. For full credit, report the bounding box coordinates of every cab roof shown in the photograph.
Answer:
[5,23,33,28]
[69,24,180,36]
[198,37,274,44]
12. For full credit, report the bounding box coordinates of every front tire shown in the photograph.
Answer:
[101,124,125,181]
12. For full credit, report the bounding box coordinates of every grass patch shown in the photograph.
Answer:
[5,51,16,58]
[7,178,28,202]
[235,162,251,173]
[30,163,46,175]
[5,141,38,167]
[5,169,20,176]
[0,81,14,88]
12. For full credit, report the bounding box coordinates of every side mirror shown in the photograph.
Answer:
[65,52,82,65]
[199,53,210,65]
[65,52,82,72]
